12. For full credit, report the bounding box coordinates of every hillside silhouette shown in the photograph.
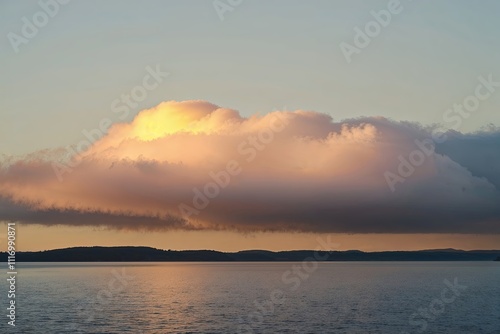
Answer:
[2,247,500,262]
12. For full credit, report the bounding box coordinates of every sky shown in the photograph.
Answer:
[0,0,499,251]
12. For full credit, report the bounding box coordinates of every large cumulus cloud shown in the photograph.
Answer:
[0,100,499,233]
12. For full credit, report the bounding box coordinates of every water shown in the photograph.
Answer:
[0,262,498,333]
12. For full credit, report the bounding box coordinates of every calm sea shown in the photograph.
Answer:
[1,262,498,333]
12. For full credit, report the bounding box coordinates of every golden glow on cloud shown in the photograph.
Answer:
[129,101,223,140]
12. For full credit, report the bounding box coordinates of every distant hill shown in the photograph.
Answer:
[1,247,500,262]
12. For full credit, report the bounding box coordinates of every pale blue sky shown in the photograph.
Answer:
[1,0,499,155]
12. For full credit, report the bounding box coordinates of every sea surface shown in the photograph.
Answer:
[0,262,499,333]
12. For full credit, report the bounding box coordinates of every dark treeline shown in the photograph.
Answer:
[1,247,500,262]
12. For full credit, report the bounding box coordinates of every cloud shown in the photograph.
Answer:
[0,100,499,233]
[436,128,500,188]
